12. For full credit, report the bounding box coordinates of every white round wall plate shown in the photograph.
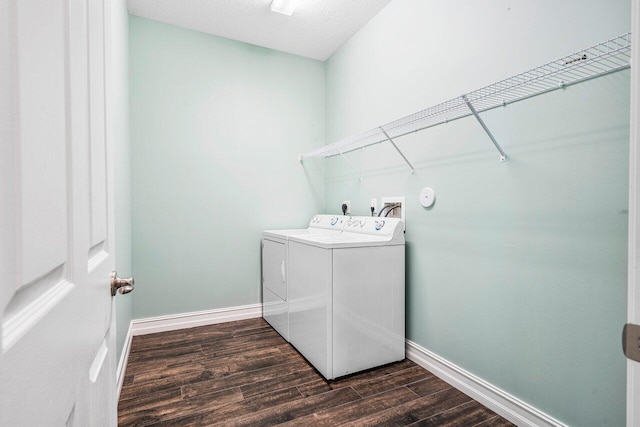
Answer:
[419,187,435,208]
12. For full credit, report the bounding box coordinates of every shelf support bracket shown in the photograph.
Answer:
[332,143,362,181]
[461,94,507,162]
[379,127,415,174]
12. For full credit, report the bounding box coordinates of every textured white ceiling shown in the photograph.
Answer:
[126,0,392,61]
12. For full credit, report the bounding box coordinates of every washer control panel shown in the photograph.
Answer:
[309,215,402,236]
[344,216,402,236]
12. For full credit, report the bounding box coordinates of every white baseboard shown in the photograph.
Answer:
[116,321,133,401]
[405,340,566,427]
[130,303,263,336]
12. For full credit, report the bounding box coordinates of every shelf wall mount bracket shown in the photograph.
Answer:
[333,143,362,181]
[379,127,416,174]
[461,94,507,163]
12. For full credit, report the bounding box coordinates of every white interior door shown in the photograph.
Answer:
[0,0,117,425]
[630,1,640,426]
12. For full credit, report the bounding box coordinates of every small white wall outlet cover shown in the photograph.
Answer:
[419,187,435,208]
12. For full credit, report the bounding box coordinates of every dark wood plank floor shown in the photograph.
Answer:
[118,318,515,426]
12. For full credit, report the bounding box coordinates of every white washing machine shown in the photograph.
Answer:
[287,216,405,379]
[262,215,347,341]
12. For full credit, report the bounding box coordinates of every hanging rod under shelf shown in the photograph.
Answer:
[301,32,631,165]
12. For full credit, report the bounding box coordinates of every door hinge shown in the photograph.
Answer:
[623,323,640,362]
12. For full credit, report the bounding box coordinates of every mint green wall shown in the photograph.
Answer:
[322,1,629,426]
[129,17,325,318]
[112,0,132,363]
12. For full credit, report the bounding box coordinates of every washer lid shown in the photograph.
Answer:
[288,233,392,249]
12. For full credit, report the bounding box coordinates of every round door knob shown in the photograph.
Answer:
[111,271,134,296]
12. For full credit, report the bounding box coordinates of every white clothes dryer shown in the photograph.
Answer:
[262,215,347,341]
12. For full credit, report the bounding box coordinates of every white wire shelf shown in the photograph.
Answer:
[301,33,631,170]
